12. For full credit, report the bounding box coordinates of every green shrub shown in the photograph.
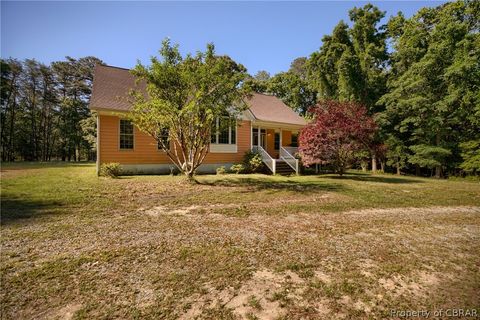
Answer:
[100,162,122,178]
[230,163,245,174]
[216,166,226,175]
[243,150,264,173]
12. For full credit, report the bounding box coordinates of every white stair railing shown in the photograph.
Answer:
[252,145,276,174]
[280,146,299,174]
[283,146,298,156]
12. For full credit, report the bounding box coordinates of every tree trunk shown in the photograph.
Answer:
[7,93,17,161]
[371,156,377,173]
[396,165,401,175]
[184,170,198,184]
[380,160,385,173]
[435,131,442,178]
[361,161,367,172]
[415,165,421,176]
[435,165,442,179]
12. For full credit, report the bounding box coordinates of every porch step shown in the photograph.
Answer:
[275,161,296,175]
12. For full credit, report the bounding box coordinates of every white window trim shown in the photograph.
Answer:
[210,117,237,153]
[210,144,238,153]
[119,119,135,151]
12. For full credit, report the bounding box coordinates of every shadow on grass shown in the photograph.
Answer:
[0,198,62,225]
[199,176,345,193]
[321,172,423,184]
[1,161,95,170]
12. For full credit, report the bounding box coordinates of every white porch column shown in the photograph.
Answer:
[280,128,283,148]
[250,124,253,150]
[258,126,261,149]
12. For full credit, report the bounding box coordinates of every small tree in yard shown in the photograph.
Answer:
[129,39,250,180]
[299,100,376,175]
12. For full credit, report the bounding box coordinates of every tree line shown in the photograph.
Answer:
[247,1,479,177]
[1,57,102,162]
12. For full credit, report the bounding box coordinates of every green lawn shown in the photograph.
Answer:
[1,163,479,319]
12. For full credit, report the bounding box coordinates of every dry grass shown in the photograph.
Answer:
[1,163,479,319]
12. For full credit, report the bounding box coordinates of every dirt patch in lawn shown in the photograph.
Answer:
[139,193,335,217]
[40,303,82,320]
[139,203,251,217]
[379,271,444,298]
[344,205,480,216]
[180,269,309,320]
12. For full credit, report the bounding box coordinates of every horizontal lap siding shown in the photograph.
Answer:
[99,115,251,165]
[282,130,292,147]
[266,129,278,158]
[99,115,170,164]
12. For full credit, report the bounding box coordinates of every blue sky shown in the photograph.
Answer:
[2,1,445,75]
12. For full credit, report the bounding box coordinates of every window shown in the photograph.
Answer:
[253,130,258,146]
[274,133,280,150]
[218,117,229,144]
[158,128,169,150]
[230,118,236,144]
[119,120,134,149]
[252,128,266,148]
[211,129,217,143]
[291,133,298,147]
[211,117,236,145]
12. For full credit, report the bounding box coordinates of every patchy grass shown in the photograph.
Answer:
[1,163,479,319]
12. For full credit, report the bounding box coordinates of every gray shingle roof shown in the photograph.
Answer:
[90,65,306,126]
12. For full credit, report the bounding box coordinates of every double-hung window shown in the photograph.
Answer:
[119,120,134,150]
[211,117,236,145]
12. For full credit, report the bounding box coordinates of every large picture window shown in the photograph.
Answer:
[119,119,134,149]
[211,117,236,145]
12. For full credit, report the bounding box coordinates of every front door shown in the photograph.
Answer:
[252,127,266,149]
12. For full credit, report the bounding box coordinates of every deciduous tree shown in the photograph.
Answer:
[299,100,376,175]
[267,72,317,114]
[129,39,250,180]
[379,1,479,177]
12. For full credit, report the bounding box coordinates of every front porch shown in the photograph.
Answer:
[250,124,301,175]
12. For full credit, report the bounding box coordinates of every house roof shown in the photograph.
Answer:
[246,93,306,126]
[90,65,143,112]
[90,64,306,126]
